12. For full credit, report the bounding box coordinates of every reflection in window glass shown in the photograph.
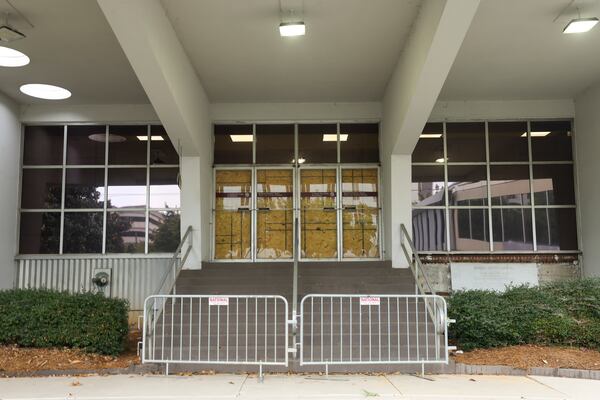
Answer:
[492,208,533,251]
[67,125,106,165]
[298,124,338,164]
[19,212,60,254]
[106,211,145,253]
[107,168,147,208]
[413,123,443,163]
[412,209,446,251]
[214,124,253,164]
[448,165,487,206]
[150,125,179,165]
[531,120,573,161]
[149,210,181,252]
[412,166,445,206]
[490,165,531,205]
[340,123,379,163]
[65,169,105,209]
[21,169,62,209]
[149,168,180,208]
[489,121,528,162]
[535,208,578,251]
[533,164,575,205]
[23,126,64,166]
[446,122,486,162]
[63,212,103,253]
[108,125,148,165]
[449,208,489,251]
[255,124,294,164]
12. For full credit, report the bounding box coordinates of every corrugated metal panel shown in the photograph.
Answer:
[16,257,173,310]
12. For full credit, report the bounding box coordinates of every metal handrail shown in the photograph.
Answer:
[400,223,435,296]
[155,225,193,297]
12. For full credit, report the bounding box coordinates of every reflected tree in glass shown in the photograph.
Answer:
[149,210,181,252]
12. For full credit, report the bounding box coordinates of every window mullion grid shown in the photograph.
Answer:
[59,126,67,255]
[527,120,538,251]
[145,124,151,254]
[485,121,493,252]
[102,125,109,254]
[443,122,450,252]
[336,123,342,260]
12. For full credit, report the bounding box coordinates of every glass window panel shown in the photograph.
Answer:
[21,169,62,209]
[255,124,295,164]
[531,120,573,161]
[412,209,446,252]
[340,123,379,163]
[449,208,490,251]
[214,124,253,164]
[149,168,180,208]
[490,165,531,205]
[447,165,487,206]
[106,211,146,253]
[65,168,105,209]
[533,164,575,205]
[412,165,445,206]
[492,208,533,251]
[148,210,181,253]
[413,123,443,163]
[63,212,103,253]
[108,125,148,165]
[19,212,60,254]
[107,168,147,208]
[23,126,63,166]
[488,121,529,162]
[66,125,106,165]
[446,122,486,162]
[150,125,179,165]
[535,208,578,251]
[298,124,338,164]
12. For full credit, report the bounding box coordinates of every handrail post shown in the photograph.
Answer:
[291,216,299,358]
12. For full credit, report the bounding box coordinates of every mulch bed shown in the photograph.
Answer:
[453,345,600,370]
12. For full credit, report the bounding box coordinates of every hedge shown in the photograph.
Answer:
[0,289,129,355]
[447,278,600,351]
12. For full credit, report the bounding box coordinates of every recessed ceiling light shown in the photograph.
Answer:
[137,135,165,141]
[230,134,253,142]
[279,22,305,37]
[521,131,551,137]
[563,17,599,33]
[0,46,29,67]
[420,133,442,139]
[322,134,349,142]
[20,83,71,100]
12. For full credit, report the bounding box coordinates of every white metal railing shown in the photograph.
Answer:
[400,223,435,296]
[155,225,193,297]
[299,294,449,366]
[142,295,289,369]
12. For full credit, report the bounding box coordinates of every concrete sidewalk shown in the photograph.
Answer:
[0,373,599,400]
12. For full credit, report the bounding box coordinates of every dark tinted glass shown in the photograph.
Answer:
[214,124,253,164]
[446,122,486,162]
[535,208,578,251]
[340,123,379,163]
[412,209,446,251]
[412,165,445,206]
[531,120,572,161]
[21,169,62,209]
[488,121,529,162]
[19,212,60,254]
[66,125,106,165]
[490,165,531,205]
[533,164,575,205]
[150,125,179,165]
[65,169,105,209]
[255,124,294,164]
[23,126,63,165]
[449,208,490,251]
[447,165,487,206]
[106,211,146,253]
[149,210,181,253]
[298,124,338,164]
[149,168,180,208]
[492,208,533,251]
[63,212,103,253]
[107,168,147,208]
[108,125,148,165]
[413,123,443,163]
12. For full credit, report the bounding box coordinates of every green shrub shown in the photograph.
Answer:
[0,289,129,355]
[448,278,600,351]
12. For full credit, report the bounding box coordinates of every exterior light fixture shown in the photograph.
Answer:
[230,134,254,142]
[279,21,305,37]
[521,131,551,137]
[137,135,165,141]
[563,17,598,33]
[291,157,306,164]
[322,134,348,142]
[419,133,442,139]
[435,158,446,163]
[20,84,71,100]
[0,46,29,67]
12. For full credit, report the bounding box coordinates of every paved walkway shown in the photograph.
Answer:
[0,373,599,399]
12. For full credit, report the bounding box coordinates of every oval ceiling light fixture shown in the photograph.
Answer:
[0,46,29,67]
[20,83,71,100]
